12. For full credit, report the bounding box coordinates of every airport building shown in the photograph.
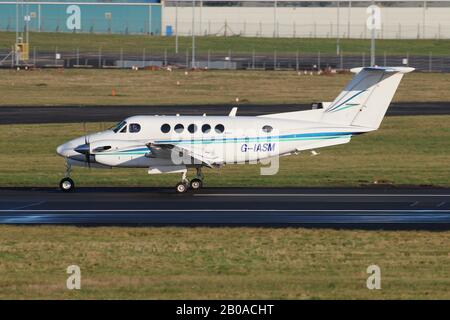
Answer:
[0,0,162,34]
[163,0,450,39]
[0,0,450,39]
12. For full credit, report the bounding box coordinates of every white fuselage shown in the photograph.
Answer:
[57,114,366,169]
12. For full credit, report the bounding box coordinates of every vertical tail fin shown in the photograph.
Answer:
[321,67,414,129]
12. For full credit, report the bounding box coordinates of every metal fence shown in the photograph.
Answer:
[0,48,448,72]
[170,21,450,40]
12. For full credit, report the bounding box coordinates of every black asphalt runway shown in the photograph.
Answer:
[1,102,449,125]
[1,187,449,229]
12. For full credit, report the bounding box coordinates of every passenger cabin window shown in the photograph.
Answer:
[111,120,127,133]
[129,123,141,133]
[262,125,273,133]
[188,124,197,133]
[174,124,184,133]
[161,123,171,133]
[202,124,211,133]
[215,124,225,134]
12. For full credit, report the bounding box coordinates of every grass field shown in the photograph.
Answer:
[0,69,449,106]
[1,31,450,56]
[0,226,448,299]
[0,115,449,188]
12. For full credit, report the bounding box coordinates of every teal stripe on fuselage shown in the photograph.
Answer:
[154,131,357,145]
[101,131,358,156]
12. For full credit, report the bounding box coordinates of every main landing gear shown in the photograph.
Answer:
[175,168,204,193]
[59,160,75,192]
[58,161,203,193]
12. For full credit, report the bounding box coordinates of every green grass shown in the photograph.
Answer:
[1,115,450,188]
[1,31,450,55]
[0,226,448,299]
[0,69,450,106]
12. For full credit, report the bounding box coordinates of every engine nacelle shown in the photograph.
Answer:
[89,140,143,154]
[90,140,149,167]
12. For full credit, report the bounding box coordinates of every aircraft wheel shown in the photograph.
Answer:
[190,178,203,190]
[59,177,75,192]
[175,182,188,193]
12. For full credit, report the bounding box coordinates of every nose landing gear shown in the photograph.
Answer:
[60,177,75,192]
[59,160,75,192]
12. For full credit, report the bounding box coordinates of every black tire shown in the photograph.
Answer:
[59,177,75,192]
[190,178,203,190]
[175,182,188,193]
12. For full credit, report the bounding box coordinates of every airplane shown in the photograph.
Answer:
[56,66,414,193]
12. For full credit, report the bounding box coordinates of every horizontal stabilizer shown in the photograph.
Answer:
[350,66,415,74]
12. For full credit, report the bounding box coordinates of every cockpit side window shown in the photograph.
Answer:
[119,125,127,133]
[111,120,127,133]
[129,123,141,133]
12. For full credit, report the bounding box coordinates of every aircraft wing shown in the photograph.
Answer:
[146,142,223,167]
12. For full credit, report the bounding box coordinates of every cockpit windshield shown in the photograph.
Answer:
[110,121,127,133]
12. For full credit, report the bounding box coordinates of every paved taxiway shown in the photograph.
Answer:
[0,187,449,228]
[1,102,449,125]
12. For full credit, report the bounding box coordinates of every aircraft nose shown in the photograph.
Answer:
[56,143,71,157]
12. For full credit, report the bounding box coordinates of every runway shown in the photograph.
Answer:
[0,187,449,229]
[1,102,449,124]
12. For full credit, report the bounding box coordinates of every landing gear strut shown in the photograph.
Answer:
[175,167,204,193]
[175,169,190,193]
[59,160,75,192]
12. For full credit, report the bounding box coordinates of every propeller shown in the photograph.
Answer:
[74,123,92,169]
[74,123,116,168]
[83,123,91,169]
[84,134,91,169]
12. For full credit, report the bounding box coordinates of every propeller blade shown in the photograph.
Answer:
[86,153,91,169]
[85,141,91,169]
[82,123,91,169]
